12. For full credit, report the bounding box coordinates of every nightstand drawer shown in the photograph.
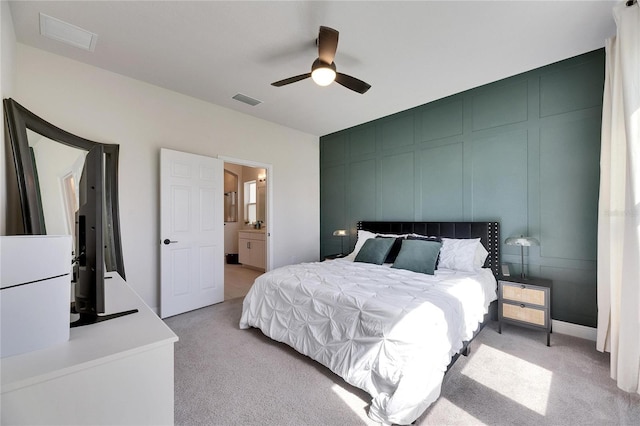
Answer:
[501,283,545,306]
[502,303,546,327]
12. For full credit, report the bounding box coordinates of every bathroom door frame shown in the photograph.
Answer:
[218,155,273,272]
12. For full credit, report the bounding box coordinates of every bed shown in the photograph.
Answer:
[239,221,500,425]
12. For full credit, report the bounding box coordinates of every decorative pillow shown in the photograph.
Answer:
[345,230,377,260]
[407,235,441,243]
[346,230,406,261]
[391,239,442,275]
[439,238,481,272]
[354,237,396,265]
[407,235,442,267]
[376,236,405,263]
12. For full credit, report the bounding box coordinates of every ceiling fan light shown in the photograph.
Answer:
[311,67,336,86]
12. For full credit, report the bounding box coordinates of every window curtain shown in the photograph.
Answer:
[596,0,640,394]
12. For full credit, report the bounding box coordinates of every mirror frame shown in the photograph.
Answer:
[4,98,126,279]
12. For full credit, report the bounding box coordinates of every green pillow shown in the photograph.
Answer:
[392,239,442,275]
[354,237,395,265]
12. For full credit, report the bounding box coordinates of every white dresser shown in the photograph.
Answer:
[1,268,178,424]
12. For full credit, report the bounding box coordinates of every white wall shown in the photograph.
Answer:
[1,1,17,235]
[14,44,320,310]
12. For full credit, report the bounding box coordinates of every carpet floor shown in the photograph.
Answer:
[164,298,640,426]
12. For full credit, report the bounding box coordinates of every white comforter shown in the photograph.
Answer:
[239,259,497,425]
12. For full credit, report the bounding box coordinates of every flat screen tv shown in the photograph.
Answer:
[71,145,137,327]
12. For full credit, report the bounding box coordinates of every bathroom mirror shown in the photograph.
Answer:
[224,170,238,222]
[4,98,126,278]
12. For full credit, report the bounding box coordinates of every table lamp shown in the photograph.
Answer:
[333,229,348,255]
[505,235,539,279]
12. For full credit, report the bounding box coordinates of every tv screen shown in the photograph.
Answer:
[71,145,136,327]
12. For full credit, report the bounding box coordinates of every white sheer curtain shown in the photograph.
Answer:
[596,0,640,394]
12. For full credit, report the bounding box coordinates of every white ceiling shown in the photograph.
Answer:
[9,1,617,137]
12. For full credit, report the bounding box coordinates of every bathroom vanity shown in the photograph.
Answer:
[238,230,266,271]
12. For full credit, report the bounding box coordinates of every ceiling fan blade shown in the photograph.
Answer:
[335,73,371,94]
[318,26,339,64]
[271,73,311,87]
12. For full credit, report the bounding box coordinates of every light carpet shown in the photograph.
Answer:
[164,298,640,425]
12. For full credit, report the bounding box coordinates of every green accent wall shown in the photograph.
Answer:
[320,49,604,327]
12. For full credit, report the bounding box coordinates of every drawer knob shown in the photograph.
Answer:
[520,303,525,308]
[520,285,526,289]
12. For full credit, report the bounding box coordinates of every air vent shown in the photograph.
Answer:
[232,93,263,107]
[39,13,98,52]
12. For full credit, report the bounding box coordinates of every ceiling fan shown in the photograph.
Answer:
[271,26,371,94]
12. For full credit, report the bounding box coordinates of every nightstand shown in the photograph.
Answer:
[498,276,552,346]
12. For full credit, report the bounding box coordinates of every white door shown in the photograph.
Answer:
[160,148,224,318]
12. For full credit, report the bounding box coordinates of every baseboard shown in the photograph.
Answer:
[552,320,597,341]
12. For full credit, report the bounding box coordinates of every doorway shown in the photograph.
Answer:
[220,156,272,300]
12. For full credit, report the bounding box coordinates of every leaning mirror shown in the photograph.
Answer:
[4,98,126,279]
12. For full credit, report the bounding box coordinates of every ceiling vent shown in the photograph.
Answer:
[232,93,263,107]
[39,13,98,52]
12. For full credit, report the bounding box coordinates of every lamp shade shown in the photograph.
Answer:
[333,229,348,237]
[311,60,337,86]
[311,67,336,86]
[505,236,539,247]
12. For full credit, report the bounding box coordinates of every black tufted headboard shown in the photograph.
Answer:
[357,221,501,277]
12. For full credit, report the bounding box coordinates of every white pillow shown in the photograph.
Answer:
[439,238,482,272]
[410,233,439,239]
[474,242,489,269]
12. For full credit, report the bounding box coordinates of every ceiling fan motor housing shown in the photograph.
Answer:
[311,59,336,73]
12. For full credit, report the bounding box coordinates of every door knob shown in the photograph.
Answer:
[163,239,178,245]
